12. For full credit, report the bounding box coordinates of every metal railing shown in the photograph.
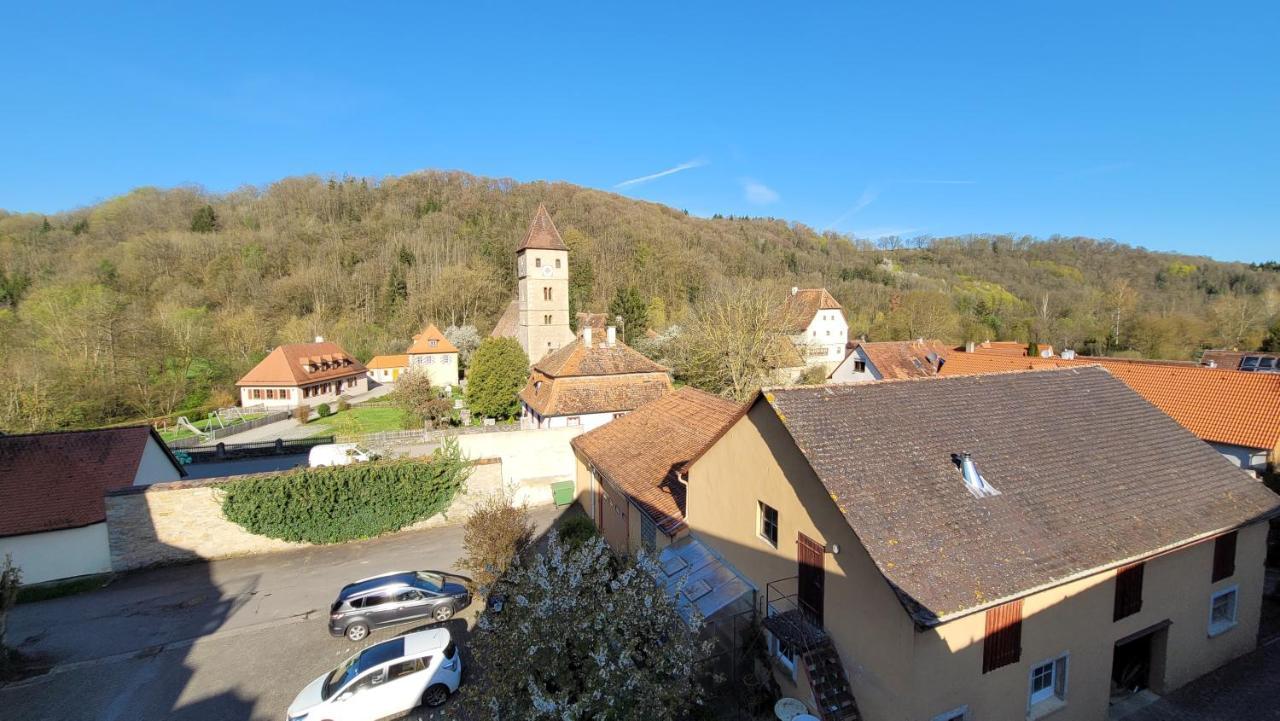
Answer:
[763,576,828,652]
[178,436,336,463]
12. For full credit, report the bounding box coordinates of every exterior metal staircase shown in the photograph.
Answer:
[764,578,862,721]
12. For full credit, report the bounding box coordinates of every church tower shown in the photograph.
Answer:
[516,204,574,363]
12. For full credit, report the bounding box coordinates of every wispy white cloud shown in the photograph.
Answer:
[741,178,780,205]
[824,186,879,230]
[615,158,709,188]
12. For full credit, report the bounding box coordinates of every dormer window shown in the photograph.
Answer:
[429,339,438,348]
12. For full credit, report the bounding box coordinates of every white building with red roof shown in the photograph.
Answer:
[783,287,848,368]
[235,337,368,410]
[0,426,185,583]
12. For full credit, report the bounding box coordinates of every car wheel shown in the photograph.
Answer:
[433,604,455,622]
[345,622,369,642]
[422,683,450,708]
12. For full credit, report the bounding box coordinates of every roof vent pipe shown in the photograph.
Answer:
[791,287,798,295]
[606,326,617,346]
[315,335,325,343]
[583,327,593,348]
[965,340,975,353]
[1061,349,1076,360]
[959,452,999,497]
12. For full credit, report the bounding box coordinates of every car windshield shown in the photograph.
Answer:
[414,571,444,592]
[323,653,361,699]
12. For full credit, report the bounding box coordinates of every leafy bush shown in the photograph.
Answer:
[459,494,534,595]
[315,402,332,418]
[221,441,471,543]
[556,515,598,550]
[336,398,350,412]
[466,338,529,419]
[796,365,828,386]
[292,404,311,423]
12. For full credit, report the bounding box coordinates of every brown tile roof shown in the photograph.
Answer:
[516,203,568,252]
[940,352,1280,451]
[366,354,410,370]
[961,340,1031,356]
[407,324,458,354]
[236,342,367,387]
[571,387,744,534]
[1201,349,1280,372]
[576,312,607,336]
[533,337,668,377]
[782,288,843,332]
[0,426,186,536]
[520,371,672,417]
[855,340,950,380]
[490,300,519,338]
[762,367,1280,626]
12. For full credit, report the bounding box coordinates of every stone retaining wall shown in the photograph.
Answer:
[104,458,504,572]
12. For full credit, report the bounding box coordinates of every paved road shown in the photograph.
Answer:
[1,506,564,721]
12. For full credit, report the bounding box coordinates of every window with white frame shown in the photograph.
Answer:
[765,607,797,678]
[758,502,779,547]
[1208,586,1238,636]
[1028,654,1068,710]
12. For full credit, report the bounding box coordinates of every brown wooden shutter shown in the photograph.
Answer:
[1212,531,1237,582]
[982,598,1023,673]
[1113,563,1144,621]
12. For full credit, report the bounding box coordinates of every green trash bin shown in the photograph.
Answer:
[550,480,575,507]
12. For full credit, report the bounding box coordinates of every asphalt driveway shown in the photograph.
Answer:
[1,505,563,721]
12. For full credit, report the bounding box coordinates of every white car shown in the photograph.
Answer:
[308,443,376,468]
[286,629,462,721]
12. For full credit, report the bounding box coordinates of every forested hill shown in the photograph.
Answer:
[1,170,1277,431]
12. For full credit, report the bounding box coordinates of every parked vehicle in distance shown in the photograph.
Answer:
[308,443,376,468]
[286,628,462,721]
[330,570,472,642]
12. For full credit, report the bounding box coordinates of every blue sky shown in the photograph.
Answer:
[1,2,1276,262]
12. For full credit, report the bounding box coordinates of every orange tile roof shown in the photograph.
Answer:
[520,370,672,417]
[236,342,367,387]
[782,288,843,331]
[407,324,458,354]
[855,339,950,380]
[939,352,1280,451]
[533,337,668,377]
[516,203,568,252]
[366,354,410,370]
[571,387,744,534]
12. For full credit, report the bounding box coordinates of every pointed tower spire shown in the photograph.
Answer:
[517,203,569,251]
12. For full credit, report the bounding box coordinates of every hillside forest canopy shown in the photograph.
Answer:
[1,170,1277,432]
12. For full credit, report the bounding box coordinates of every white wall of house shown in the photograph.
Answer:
[828,347,882,384]
[239,375,367,410]
[0,523,111,585]
[795,310,848,366]
[407,353,460,388]
[520,404,619,432]
[1210,442,1271,474]
[367,367,406,383]
[132,436,184,486]
[456,426,583,494]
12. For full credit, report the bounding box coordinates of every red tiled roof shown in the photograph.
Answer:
[939,352,1280,451]
[407,324,458,354]
[236,342,368,387]
[366,354,409,370]
[533,338,668,377]
[520,371,672,417]
[782,288,843,332]
[0,426,185,536]
[516,204,568,252]
[571,387,744,534]
[1201,349,1280,371]
[854,340,950,380]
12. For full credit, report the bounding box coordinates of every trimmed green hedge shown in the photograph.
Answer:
[221,440,471,543]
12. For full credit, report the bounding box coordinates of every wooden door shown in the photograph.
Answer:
[797,533,825,625]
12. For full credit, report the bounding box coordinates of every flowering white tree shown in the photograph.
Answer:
[458,534,709,720]
[444,324,482,366]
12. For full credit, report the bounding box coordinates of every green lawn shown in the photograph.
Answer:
[306,406,411,437]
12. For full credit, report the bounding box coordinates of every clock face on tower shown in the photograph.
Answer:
[541,265,553,277]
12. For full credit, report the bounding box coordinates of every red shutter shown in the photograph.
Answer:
[982,599,1023,673]
[1212,532,1237,582]
[1113,563,1145,621]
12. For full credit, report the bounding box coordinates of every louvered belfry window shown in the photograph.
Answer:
[1113,563,1145,621]
[982,598,1023,673]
